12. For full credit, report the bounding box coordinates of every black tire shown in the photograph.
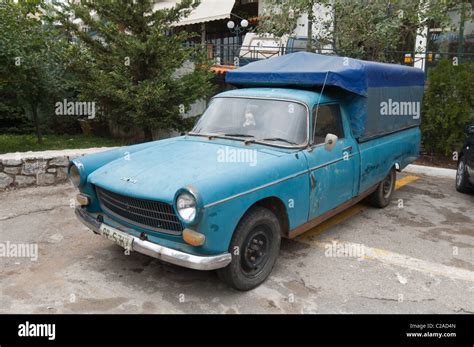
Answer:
[456,156,472,193]
[368,167,396,208]
[217,206,281,291]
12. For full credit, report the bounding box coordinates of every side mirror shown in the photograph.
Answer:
[467,125,474,134]
[324,133,338,151]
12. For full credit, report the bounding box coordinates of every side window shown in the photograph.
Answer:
[312,104,344,145]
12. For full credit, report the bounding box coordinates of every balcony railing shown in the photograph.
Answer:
[190,42,474,71]
[205,43,309,67]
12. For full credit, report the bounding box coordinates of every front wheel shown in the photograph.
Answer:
[368,167,396,208]
[217,206,281,291]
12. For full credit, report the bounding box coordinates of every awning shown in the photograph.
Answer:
[175,0,235,26]
[153,0,236,27]
[153,0,235,27]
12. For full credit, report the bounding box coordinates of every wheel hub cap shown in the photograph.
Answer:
[242,230,269,275]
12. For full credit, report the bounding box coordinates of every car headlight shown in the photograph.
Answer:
[68,164,81,187]
[176,192,197,223]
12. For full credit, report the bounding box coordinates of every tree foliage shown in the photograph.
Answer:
[257,0,318,40]
[0,0,70,143]
[422,60,474,157]
[258,0,457,61]
[56,0,214,140]
[329,0,457,61]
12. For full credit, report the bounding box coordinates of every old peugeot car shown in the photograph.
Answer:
[71,52,424,290]
[456,124,474,193]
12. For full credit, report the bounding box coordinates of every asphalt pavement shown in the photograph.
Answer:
[0,173,472,313]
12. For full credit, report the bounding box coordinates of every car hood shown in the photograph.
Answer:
[88,136,293,205]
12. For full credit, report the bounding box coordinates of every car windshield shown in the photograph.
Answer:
[191,97,308,146]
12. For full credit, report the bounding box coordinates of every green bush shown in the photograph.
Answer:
[422,60,474,156]
[0,108,32,135]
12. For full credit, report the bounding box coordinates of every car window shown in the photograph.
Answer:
[192,97,308,146]
[292,39,307,51]
[312,104,344,145]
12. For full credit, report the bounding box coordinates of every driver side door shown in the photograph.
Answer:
[303,104,360,220]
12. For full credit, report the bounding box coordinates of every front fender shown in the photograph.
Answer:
[194,154,310,255]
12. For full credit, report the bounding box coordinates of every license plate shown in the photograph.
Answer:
[99,224,134,251]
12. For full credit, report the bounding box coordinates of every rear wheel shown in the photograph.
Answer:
[456,156,472,193]
[217,206,281,291]
[368,167,396,208]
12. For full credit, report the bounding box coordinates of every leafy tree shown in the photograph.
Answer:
[257,0,319,51]
[257,0,457,61]
[56,0,214,141]
[422,60,474,157]
[0,0,69,144]
[0,89,30,135]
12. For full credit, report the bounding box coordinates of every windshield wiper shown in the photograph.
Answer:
[221,133,257,144]
[259,137,298,145]
[188,132,255,142]
[187,132,223,140]
[222,133,254,138]
[187,132,212,137]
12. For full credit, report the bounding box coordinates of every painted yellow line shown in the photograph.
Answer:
[395,175,419,189]
[297,175,419,241]
[298,204,367,241]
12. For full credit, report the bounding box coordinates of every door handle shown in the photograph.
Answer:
[342,146,353,153]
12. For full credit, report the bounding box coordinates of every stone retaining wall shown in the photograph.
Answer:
[0,147,115,190]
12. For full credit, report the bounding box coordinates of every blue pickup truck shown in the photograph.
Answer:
[70,52,424,290]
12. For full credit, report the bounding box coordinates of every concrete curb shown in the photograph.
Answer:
[0,147,117,161]
[404,164,456,179]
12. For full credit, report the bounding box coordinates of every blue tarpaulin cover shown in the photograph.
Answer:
[226,52,424,96]
[226,52,425,141]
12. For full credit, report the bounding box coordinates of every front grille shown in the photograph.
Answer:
[96,187,184,235]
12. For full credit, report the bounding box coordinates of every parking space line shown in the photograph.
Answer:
[313,240,474,283]
[298,175,419,241]
[395,175,419,189]
[293,174,474,282]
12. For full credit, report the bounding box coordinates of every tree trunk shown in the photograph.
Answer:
[143,127,153,142]
[31,103,43,144]
[307,18,313,52]
[306,1,315,52]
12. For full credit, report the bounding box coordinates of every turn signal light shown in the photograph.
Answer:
[183,229,205,246]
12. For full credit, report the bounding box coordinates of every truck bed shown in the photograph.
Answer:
[357,126,420,194]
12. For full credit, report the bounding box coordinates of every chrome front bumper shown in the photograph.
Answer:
[75,207,232,271]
